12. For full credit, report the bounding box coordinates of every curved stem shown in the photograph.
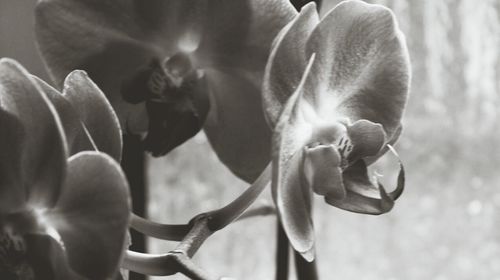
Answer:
[131,164,272,240]
[123,164,272,278]
[123,215,215,279]
[123,251,177,276]
[130,214,191,241]
[237,204,275,221]
[207,163,271,231]
[123,165,270,276]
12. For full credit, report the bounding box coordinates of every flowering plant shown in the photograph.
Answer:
[263,0,410,259]
[0,59,130,279]
[0,0,412,279]
[35,0,297,181]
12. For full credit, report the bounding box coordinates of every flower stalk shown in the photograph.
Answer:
[124,164,272,278]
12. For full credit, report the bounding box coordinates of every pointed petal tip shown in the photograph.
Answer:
[0,57,19,66]
[298,246,316,262]
[0,58,28,77]
[299,1,317,14]
[63,72,123,161]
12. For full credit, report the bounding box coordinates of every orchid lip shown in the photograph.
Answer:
[0,209,48,279]
[120,52,210,156]
[0,228,33,279]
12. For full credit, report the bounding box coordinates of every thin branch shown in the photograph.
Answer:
[122,164,272,278]
[130,214,191,241]
[236,204,275,221]
[129,164,271,240]
[207,164,272,231]
[123,217,215,279]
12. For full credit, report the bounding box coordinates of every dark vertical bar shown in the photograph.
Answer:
[121,135,147,280]
[276,223,290,280]
[294,251,319,280]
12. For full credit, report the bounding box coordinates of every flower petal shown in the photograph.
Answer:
[364,124,402,165]
[62,71,123,161]
[325,158,404,215]
[192,0,297,72]
[0,109,25,213]
[35,0,156,88]
[306,0,410,139]
[24,233,84,280]
[346,119,386,162]
[35,0,154,133]
[32,75,96,157]
[203,70,272,182]
[47,152,131,280]
[274,150,315,261]
[272,56,317,260]
[262,2,319,127]
[303,144,345,199]
[35,0,295,138]
[0,58,67,209]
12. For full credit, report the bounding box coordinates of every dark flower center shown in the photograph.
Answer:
[121,52,210,156]
[0,227,34,280]
[307,124,354,170]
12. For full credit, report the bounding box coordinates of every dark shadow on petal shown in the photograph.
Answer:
[0,58,67,209]
[24,233,83,280]
[0,109,25,213]
[63,71,123,161]
[33,75,95,157]
[48,152,131,280]
[347,119,386,162]
[325,160,395,215]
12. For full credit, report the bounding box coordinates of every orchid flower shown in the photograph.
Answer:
[0,58,131,279]
[262,1,410,260]
[35,0,297,181]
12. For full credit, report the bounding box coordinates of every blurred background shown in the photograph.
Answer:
[1,0,500,279]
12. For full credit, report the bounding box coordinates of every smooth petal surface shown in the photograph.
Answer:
[35,0,155,88]
[306,0,410,139]
[36,0,154,132]
[24,234,84,280]
[272,56,317,260]
[346,119,386,162]
[193,0,297,71]
[203,70,272,182]
[47,152,131,280]
[63,71,122,161]
[0,109,25,213]
[303,144,345,198]
[263,2,319,126]
[0,58,67,209]
[35,0,295,135]
[275,150,315,261]
[365,124,402,165]
[33,75,95,157]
